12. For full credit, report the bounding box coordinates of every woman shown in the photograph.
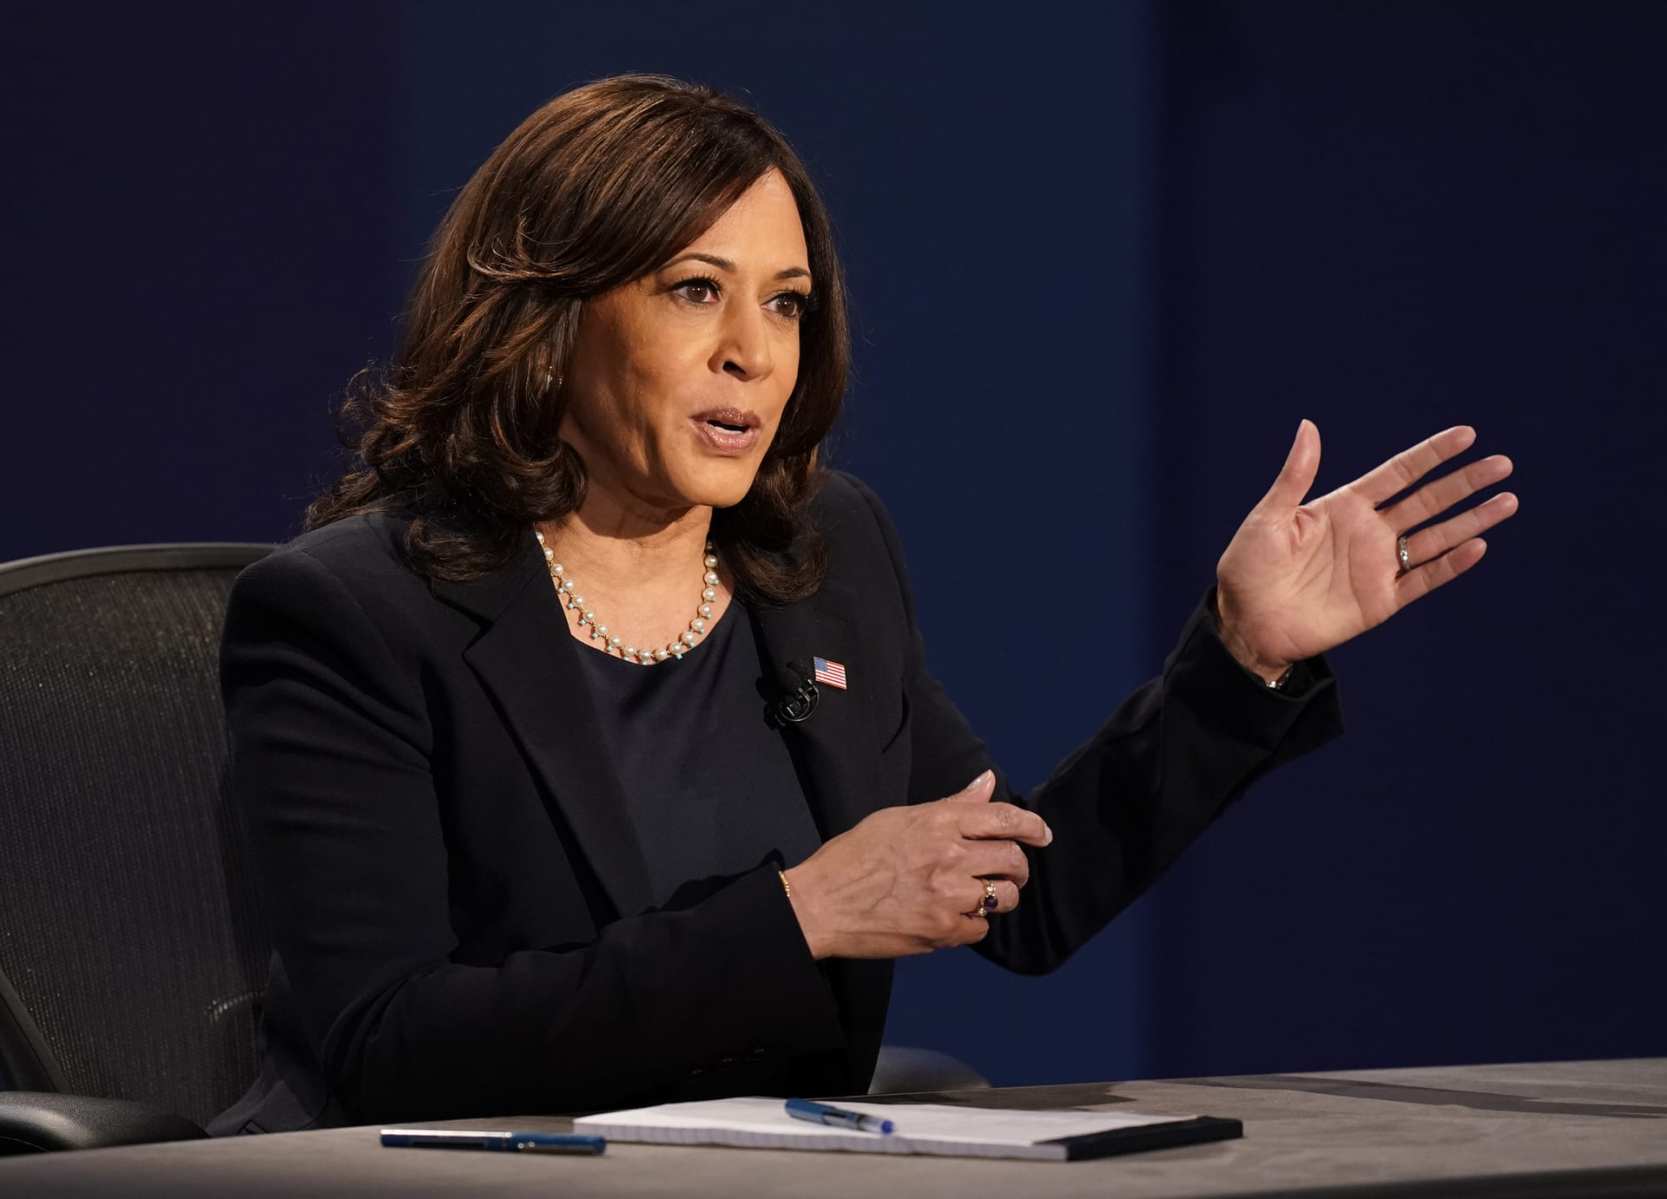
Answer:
[211,74,1517,1134]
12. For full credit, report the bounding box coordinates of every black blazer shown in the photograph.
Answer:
[210,471,1342,1134]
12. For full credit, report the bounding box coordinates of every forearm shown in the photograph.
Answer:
[321,865,844,1122]
[974,591,1343,975]
[836,474,1342,975]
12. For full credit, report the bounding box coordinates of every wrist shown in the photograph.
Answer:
[1213,589,1293,686]
[780,866,832,960]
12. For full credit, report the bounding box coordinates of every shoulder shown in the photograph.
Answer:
[809,470,906,566]
[264,511,422,593]
[806,470,917,621]
[227,511,436,644]
[220,512,436,747]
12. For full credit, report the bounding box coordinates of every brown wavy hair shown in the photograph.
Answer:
[305,74,848,602]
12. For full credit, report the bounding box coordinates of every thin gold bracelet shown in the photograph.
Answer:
[778,869,792,899]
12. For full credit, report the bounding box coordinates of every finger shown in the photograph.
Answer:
[1402,492,1518,568]
[955,802,1052,847]
[1380,454,1513,530]
[987,879,1021,914]
[1394,538,1489,608]
[1257,418,1322,510]
[960,840,1031,889]
[942,769,996,803]
[952,878,1022,918]
[925,905,990,948]
[1356,425,1477,506]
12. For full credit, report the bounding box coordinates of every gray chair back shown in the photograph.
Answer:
[0,544,273,1127]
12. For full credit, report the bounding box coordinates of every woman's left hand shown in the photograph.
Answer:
[1213,421,1518,681]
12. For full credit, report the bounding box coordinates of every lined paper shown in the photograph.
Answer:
[575,1097,1197,1161]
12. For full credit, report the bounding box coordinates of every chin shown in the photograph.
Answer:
[675,458,765,510]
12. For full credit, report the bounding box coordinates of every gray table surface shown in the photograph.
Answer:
[2,1057,1664,1197]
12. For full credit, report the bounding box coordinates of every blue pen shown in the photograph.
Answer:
[786,1098,895,1135]
[380,1128,606,1154]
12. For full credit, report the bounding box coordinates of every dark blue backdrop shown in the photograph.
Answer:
[8,1,1663,1087]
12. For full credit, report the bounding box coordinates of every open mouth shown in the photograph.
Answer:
[690,409,761,455]
[693,406,761,433]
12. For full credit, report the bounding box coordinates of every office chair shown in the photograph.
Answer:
[0,543,276,1153]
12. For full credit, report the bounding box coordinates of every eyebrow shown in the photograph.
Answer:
[661,252,811,283]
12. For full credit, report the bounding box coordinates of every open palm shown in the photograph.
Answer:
[1215,421,1518,673]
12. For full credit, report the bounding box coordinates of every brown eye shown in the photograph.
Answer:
[771,291,811,320]
[675,277,721,304]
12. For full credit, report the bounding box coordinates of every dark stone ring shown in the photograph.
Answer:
[980,879,999,914]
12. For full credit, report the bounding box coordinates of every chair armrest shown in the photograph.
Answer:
[868,1045,991,1094]
[0,1091,205,1155]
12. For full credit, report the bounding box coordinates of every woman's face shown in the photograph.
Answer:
[559,168,814,515]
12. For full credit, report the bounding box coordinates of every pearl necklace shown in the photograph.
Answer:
[533,527,719,665]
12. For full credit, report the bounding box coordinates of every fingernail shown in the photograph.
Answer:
[973,769,994,787]
[1044,824,1054,846]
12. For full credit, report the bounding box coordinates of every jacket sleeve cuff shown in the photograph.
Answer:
[1167,585,1343,756]
[679,862,847,1060]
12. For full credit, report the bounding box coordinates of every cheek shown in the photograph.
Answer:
[580,325,690,446]
[616,319,703,413]
[767,336,803,420]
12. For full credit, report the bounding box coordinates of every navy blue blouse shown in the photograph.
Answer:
[574,601,823,910]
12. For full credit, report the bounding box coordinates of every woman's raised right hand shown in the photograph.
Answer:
[781,771,1053,959]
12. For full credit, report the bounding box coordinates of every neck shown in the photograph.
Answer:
[536,479,713,593]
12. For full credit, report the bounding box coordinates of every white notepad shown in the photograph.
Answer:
[574,1096,1239,1162]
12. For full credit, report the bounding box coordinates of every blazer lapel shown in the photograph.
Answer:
[431,538,654,921]
[749,597,878,841]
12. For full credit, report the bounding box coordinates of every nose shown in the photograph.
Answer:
[711,301,773,383]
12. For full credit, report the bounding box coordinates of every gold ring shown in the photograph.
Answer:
[965,879,1000,920]
[1397,534,1411,574]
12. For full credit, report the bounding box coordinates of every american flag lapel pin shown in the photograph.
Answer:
[812,656,848,690]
